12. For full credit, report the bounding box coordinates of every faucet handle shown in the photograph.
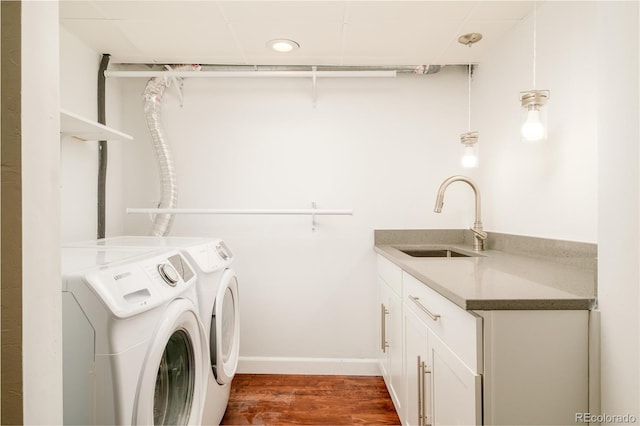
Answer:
[470,228,488,240]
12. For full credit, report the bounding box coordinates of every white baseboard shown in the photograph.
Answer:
[237,356,381,376]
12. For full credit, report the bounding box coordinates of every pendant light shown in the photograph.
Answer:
[458,33,482,168]
[520,1,549,142]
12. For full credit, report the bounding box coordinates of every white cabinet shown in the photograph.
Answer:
[404,308,431,426]
[376,254,590,426]
[403,271,481,426]
[429,330,482,425]
[377,256,405,420]
[481,310,589,425]
[403,272,482,373]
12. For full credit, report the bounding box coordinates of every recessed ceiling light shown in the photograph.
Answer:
[267,39,300,53]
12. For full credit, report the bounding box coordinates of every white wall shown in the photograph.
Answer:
[60,27,98,242]
[474,0,639,419]
[60,27,126,243]
[473,1,598,243]
[118,71,476,371]
[21,1,63,423]
[595,1,639,420]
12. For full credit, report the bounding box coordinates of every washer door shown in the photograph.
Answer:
[134,299,206,425]
[211,269,240,385]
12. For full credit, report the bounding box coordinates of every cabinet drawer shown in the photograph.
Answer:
[403,271,482,373]
[377,255,402,295]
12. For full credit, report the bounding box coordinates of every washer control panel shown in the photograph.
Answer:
[167,253,195,281]
[83,250,198,318]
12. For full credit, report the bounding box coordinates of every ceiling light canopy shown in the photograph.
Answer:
[267,39,300,53]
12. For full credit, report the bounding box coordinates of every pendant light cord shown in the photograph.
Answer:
[532,1,537,89]
[467,44,472,132]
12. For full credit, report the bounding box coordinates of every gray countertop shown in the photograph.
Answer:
[374,231,597,311]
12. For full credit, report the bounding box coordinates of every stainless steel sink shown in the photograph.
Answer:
[398,248,474,258]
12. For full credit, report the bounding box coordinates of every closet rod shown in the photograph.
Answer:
[105,70,395,79]
[127,208,353,216]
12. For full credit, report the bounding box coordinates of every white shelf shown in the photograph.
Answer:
[60,109,133,141]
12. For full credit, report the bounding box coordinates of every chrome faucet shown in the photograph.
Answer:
[434,175,488,251]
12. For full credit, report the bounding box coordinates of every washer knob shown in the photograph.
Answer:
[158,263,179,286]
[216,244,229,260]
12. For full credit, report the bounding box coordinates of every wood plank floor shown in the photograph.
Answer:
[220,374,401,425]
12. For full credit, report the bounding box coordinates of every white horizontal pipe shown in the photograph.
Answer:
[127,208,353,216]
[105,70,396,79]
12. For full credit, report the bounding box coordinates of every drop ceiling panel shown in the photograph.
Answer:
[117,18,237,59]
[437,20,523,64]
[220,1,347,65]
[60,19,142,57]
[59,1,536,66]
[343,19,461,64]
[59,1,105,19]
[219,1,347,23]
[233,21,344,56]
[469,1,534,21]
[89,1,223,21]
[346,1,476,23]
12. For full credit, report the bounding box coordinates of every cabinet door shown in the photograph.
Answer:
[405,308,431,426]
[388,287,405,415]
[429,330,482,426]
[379,278,404,419]
[378,277,391,380]
[378,281,404,415]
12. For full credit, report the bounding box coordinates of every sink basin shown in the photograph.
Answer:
[398,248,474,258]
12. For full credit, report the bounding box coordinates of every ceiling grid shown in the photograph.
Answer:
[59,1,536,67]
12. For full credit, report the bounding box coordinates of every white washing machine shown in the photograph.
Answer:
[66,236,240,425]
[61,247,208,425]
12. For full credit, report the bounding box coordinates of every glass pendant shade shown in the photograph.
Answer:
[460,131,479,168]
[520,90,549,142]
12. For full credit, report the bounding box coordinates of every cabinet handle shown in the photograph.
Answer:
[424,368,432,426]
[418,356,432,426]
[381,304,389,353]
[418,355,425,426]
[409,296,441,321]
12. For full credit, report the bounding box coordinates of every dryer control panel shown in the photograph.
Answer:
[184,239,234,273]
[216,241,233,260]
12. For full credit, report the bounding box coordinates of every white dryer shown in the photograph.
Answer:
[66,236,240,425]
[61,247,208,425]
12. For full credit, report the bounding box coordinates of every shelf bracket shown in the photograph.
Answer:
[311,66,318,108]
[164,65,185,107]
[311,201,317,231]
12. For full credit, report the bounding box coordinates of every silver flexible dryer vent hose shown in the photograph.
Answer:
[142,64,201,236]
